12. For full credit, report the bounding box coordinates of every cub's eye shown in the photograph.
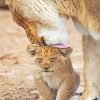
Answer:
[36,58,43,63]
[50,57,56,62]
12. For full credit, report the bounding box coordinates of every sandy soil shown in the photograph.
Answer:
[0,9,83,100]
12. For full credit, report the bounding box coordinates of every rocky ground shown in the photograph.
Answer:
[0,9,83,100]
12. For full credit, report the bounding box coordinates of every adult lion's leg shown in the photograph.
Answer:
[80,35,100,100]
[12,12,44,45]
[20,20,45,45]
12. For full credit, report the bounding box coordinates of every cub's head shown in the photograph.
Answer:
[27,45,72,73]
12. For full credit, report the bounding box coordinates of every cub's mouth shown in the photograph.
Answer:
[42,69,54,74]
[43,70,54,73]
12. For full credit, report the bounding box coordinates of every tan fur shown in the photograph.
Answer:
[6,0,100,41]
[6,0,100,99]
[81,36,100,100]
[27,45,79,100]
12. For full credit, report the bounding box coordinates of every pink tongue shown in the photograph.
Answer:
[50,44,70,49]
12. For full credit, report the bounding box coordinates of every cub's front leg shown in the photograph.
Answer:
[56,75,76,100]
[33,75,53,100]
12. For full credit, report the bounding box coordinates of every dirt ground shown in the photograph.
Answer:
[0,9,83,100]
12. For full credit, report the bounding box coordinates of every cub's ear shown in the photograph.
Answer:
[27,44,38,56]
[58,47,73,57]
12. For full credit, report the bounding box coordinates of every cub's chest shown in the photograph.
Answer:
[42,73,61,90]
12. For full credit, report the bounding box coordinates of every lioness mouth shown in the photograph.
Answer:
[49,44,70,49]
[31,43,70,49]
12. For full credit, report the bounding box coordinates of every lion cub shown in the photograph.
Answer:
[27,45,80,100]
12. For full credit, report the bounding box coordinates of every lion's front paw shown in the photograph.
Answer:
[78,91,98,100]
[79,96,97,100]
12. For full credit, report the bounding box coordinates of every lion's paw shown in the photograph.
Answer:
[78,91,98,100]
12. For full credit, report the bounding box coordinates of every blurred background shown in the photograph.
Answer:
[0,0,7,8]
[0,0,83,100]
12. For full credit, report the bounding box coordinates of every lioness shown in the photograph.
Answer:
[6,0,100,99]
[27,44,79,100]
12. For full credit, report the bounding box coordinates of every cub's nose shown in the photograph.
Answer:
[43,67,49,71]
